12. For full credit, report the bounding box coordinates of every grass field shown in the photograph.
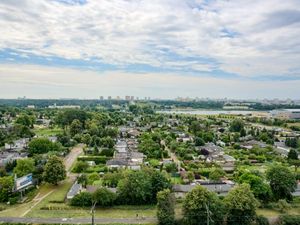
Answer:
[33,126,63,137]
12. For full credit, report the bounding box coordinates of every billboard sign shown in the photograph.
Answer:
[15,173,33,191]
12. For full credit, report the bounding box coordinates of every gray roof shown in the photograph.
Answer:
[67,182,82,199]
[173,183,234,195]
[106,159,128,166]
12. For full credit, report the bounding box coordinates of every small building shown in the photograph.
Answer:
[274,142,290,157]
[173,182,235,198]
[115,140,128,153]
[66,182,82,200]
[5,138,29,151]
[0,151,28,167]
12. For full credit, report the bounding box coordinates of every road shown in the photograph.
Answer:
[0,217,157,224]
[64,144,84,173]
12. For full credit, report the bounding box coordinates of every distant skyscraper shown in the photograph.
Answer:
[130,96,134,101]
[108,96,112,100]
[125,96,130,101]
[100,96,104,100]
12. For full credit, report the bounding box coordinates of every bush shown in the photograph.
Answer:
[73,161,89,173]
[77,156,108,164]
[99,148,114,157]
[8,196,19,205]
[87,172,100,185]
[277,199,291,213]
[279,215,300,225]
[256,215,269,225]
[70,192,92,207]
[92,187,116,206]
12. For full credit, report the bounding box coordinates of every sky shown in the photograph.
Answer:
[0,0,300,99]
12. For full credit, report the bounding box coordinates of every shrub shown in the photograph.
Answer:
[92,187,116,206]
[87,172,100,185]
[279,215,300,225]
[70,192,92,207]
[256,215,269,225]
[77,156,108,164]
[277,199,291,213]
[73,161,89,173]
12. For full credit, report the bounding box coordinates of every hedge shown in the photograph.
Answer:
[77,155,109,164]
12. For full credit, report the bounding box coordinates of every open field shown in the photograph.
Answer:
[33,127,62,137]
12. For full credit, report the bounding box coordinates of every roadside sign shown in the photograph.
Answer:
[15,173,33,191]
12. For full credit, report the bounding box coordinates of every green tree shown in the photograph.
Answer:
[288,149,298,160]
[82,133,91,145]
[28,138,61,155]
[117,169,171,205]
[183,185,225,225]
[186,171,195,183]
[266,165,297,201]
[92,187,116,206]
[15,114,35,128]
[102,172,124,188]
[117,170,152,205]
[87,172,100,185]
[70,119,83,137]
[70,192,92,207]
[56,109,88,128]
[13,158,35,177]
[195,137,205,146]
[209,168,225,182]
[230,119,244,132]
[0,176,14,202]
[238,172,272,203]
[157,189,175,225]
[164,163,177,173]
[77,174,88,188]
[73,161,89,173]
[43,156,66,185]
[224,184,258,225]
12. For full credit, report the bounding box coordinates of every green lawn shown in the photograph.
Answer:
[33,127,62,137]
[26,204,157,219]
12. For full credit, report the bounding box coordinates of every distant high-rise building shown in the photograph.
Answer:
[125,96,131,101]
[130,96,134,101]
[100,96,104,100]
[108,96,112,100]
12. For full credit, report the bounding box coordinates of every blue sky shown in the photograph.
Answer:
[0,0,300,99]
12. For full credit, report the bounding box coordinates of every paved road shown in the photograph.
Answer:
[0,217,157,224]
[64,144,84,172]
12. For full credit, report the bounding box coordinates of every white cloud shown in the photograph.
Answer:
[0,0,299,78]
[0,63,299,99]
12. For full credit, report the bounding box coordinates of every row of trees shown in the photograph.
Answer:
[74,168,171,206]
[157,185,259,225]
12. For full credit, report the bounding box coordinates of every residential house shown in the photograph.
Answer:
[5,138,29,151]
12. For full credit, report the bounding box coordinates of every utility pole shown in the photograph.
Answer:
[91,201,96,225]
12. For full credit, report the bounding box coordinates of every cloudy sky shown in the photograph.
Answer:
[0,0,300,99]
